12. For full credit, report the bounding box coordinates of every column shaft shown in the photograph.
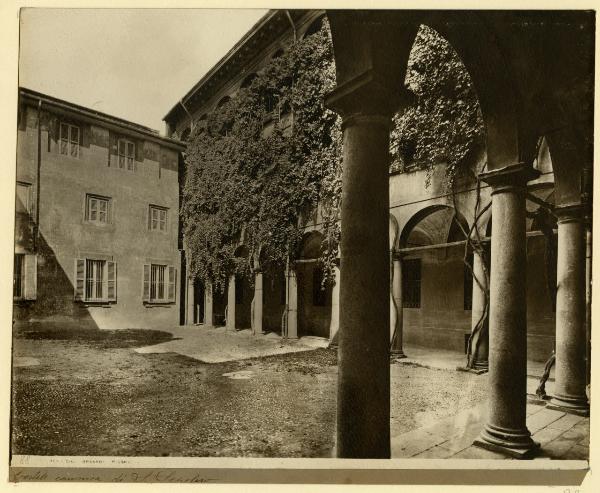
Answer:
[286,268,298,339]
[391,257,406,356]
[548,206,589,415]
[254,271,263,335]
[227,275,236,330]
[329,264,340,343]
[475,164,538,457]
[186,277,195,325]
[204,282,214,326]
[336,115,391,458]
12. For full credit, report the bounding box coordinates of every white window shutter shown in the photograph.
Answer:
[74,258,85,300]
[143,264,150,301]
[107,261,116,301]
[168,266,176,302]
[24,254,37,300]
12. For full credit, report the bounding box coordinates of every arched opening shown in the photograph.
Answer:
[259,248,286,334]
[296,231,332,338]
[240,73,258,89]
[399,205,471,352]
[232,245,252,330]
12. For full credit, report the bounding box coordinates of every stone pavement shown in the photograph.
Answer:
[391,394,589,460]
[135,324,329,363]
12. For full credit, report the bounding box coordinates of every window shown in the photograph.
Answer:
[86,195,111,224]
[149,205,167,232]
[60,122,80,158]
[14,254,36,300]
[13,254,24,298]
[402,258,421,308]
[464,254,473,311]
[74,258,117,302]
[16,182,31,214]
[118,139,135,170]
[313,266,326,306]
[143,264,176,303]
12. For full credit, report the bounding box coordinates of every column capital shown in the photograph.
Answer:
[325,69,414,129]
[554,203,584,224]
[391,250,403,261]
[479,163,540,194]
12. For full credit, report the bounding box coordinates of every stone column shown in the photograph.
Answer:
[328,263,340,343]
[470,248,488,370]
[186,277,195,325]
[204,282,214,326]
[326,78,406,459]
[474,163,540,458]
[286,267,298,339]
[253,269,264,335]
[390,254,406,357]
[226,274,236,330]
[585,226,592,387]
[548,205,589,415]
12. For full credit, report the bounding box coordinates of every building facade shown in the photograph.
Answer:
[164,9,560,364]
[14,88,184,330]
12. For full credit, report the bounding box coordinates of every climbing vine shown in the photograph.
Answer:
[182,19,341,291]
[182,20,485,291]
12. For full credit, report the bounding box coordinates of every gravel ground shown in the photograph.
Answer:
[11,326,489,457]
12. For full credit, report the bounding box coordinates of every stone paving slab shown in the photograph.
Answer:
[391,400,589,461]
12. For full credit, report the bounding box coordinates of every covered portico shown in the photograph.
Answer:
[325,10,593,458]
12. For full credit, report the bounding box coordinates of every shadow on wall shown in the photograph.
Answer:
[13,231,101,332]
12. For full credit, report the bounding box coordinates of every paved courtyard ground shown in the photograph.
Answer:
[11,325,589,460]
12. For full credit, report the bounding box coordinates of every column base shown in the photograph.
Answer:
[473,424,539,459]
[547,395,589,416]
[473,359,489,371]
[391,349,407,359]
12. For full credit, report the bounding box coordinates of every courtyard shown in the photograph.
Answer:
[11,325,589,460]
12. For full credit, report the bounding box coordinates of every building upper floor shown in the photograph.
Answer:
[163,9,326,139]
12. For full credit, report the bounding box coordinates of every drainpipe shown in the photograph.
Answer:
[179,99,194,132]
[285,10,297,42]
[34,98,42,252]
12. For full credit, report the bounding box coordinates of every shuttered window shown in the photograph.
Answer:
[143,263,176,303]
[402,258,421,308]
[14,254,36,300]
[74,258,117,302]
[60,122,80,158]
[118,139,135,171]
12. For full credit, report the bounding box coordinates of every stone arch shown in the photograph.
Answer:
[389,214,400,252]
[399,205,469,249]
[296,230,332,338]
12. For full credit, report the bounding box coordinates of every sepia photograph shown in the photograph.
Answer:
[4,1,595,487]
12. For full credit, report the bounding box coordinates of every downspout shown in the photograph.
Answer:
[179,99,194,131]
[285,10,297,42]
[35,99,42,252]
[284,10,297,132]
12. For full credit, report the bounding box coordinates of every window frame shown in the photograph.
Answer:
[117,138,136,171]
[16,181,32,215]
[74,258,117,303]
[59,122,80,158]
[148,205,168,232]
[85,194,112,225]
[143,263,176,304]
[13,253,25,299]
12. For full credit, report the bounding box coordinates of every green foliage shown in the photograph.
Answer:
[182,19,341,290]
[182,21,485,290]
[390,25,485,188]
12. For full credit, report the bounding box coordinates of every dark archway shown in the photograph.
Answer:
[296,231,332,337]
